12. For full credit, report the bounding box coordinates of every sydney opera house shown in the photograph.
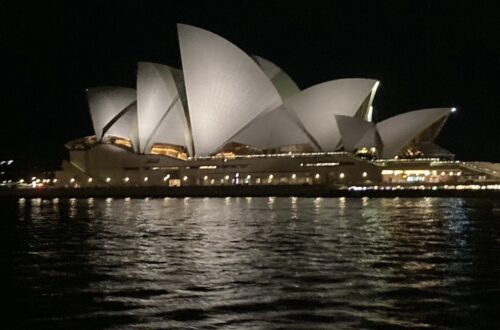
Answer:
[54,24,500,189]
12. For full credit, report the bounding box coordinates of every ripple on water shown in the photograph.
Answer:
[3,197,500,329]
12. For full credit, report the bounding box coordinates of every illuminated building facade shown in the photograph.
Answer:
[52,24,500,190]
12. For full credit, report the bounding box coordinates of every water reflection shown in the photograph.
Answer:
[4,197,500,329]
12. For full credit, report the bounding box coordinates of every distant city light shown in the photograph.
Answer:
[451,107,457,113]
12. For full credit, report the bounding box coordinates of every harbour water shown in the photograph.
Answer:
[3,197,500,329]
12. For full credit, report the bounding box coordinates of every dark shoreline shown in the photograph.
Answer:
[1,185,500,199]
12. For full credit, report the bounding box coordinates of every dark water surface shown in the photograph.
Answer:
[3,197,500,329]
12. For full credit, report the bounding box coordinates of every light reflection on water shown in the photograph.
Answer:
[4,197,500,329]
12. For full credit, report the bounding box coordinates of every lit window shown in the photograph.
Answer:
[224,175,230,180]
[269,174,274,180]
[204,175,208,180]
[246,174,251,179]
[292,173,297,179]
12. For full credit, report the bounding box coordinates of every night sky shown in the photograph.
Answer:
[3,1,500,167]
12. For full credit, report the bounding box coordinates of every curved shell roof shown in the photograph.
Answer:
[105,103,140,152]
[376,108,452,158]
[87,87,136,140]
[230,105,314,150]
[285,78,379,151]
[178,24,283,156]
[253,56,300,101]
[335,115,378,152]
[136,62,191,154]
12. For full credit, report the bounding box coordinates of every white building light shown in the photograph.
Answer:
[315,173,320,179]
[292,173,297,179]
[106,177,111,183]
[183,176,188,181]
[339,173,345,179]
[163,174,170,181]
[362,172,368,178]
[53,179,58,183]
[123,177,130,182]
[144,176,149,182]
[88,178,93,183]
[204,175,208,180]
[70,178,75,183]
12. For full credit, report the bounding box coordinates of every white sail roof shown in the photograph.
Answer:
[177,24,283,156]
[335,115,378,152]
[285,78,379,151]
[231,105,314,150]
[105,103,140,152]
[136,62,191,154]
[253,56,300,101]
[376,108,452,158]
[87,87,136,140]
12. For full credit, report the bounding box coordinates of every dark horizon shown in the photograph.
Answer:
[3,1,500,167]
